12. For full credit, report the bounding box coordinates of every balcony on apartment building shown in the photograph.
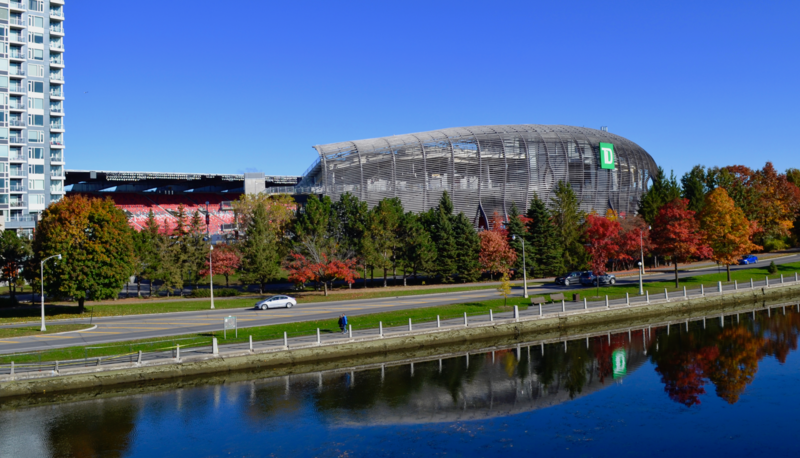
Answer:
[50,121,64,130]
[9,119,25,128]
[9,32,25,44]
[9,136,24,145]
[10,49,25,60]
[9,1,24,10]
[50,152,63,162]
[8,151,25,161]
[50,24,64,34]
[50,88,63,97]
[50,40,64,51]
[9,15,24,26]
[50,7,64,19]
[9,66,25,77]
[9,183,25,192]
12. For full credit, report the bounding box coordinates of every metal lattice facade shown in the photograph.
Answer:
[309,125,657,222]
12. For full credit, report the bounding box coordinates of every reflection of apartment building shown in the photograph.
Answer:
[0,0,66,235]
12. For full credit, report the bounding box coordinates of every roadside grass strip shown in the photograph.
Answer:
[0,300,529,365]
[0,324,93,339]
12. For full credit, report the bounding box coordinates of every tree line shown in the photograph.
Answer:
[1,161,797,309]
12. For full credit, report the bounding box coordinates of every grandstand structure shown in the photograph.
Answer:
[65,170,301,235]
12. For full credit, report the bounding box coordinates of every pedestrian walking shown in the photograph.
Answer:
[342,315,348,334]
[337,315,344,333]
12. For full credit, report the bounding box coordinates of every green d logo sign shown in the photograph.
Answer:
[600,142,615,170]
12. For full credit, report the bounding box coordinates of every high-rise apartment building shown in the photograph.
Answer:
[0,0,65,236]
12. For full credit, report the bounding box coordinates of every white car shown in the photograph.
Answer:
[255,295,296,310]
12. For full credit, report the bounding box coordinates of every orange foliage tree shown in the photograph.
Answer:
[699,188,760,281]
[284,253,360,296]
[651,198,712,288]
[199,244,241,287]
[583,214,621,276]
[478,226,517,279]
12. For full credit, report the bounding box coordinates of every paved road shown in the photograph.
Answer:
[1,254,798,355]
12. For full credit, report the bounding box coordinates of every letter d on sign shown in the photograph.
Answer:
[599,142,615,170]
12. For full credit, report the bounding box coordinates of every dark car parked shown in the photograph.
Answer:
[580,271,617,286]
[555,271,585,286]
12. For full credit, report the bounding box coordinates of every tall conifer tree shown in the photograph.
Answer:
[525,193,563,277]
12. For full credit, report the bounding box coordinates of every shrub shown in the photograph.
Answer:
[189,288,239,298]
[762,237,789,252]
[768,261,778,274]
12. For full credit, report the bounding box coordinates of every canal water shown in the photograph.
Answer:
[1,304,799,457]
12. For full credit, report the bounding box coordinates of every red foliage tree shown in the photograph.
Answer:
[614,215,651,270]
[478,226,517,279]
[583,214,621,276]
[199,244,241,287]
[284,252,360,295]
[650,198,712,287]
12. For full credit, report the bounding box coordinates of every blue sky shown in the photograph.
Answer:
[66,0,799,178]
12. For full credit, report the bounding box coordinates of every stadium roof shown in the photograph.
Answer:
[66,170,301,193]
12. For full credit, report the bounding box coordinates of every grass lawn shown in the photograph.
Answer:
[0,298,530,364]
[547,261,800,302]
[0,324,93,339]
[0,283,526,325]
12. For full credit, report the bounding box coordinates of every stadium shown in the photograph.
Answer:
[64,125,657,234]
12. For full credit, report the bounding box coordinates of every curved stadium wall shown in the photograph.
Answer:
[309,125,657,223]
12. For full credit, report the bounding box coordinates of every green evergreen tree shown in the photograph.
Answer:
[330,192,369,287]
[185,210,209,291]
[550,181,587,271]
[363,197,404,287]
[396,211,436,286]
[239,203,280,294]
[292,194,333,257]
[638,166,681,224]
[681,165,708,213]
[421,192,458,282]
[525,193,564,277]
[452,212,481,283]
[138,210,163,297]
[505,202,528,274]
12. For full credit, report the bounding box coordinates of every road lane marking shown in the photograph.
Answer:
[0,340,19,343]
[28,335,76,339]
[77,331,122,335]
[101,327,170,330]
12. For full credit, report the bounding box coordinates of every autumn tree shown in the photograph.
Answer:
[699,188,760,281]
[650,198,712,288]
[614,215,651,271]
[497,272,512,306]
[199,244,241,287]
[0,230,31,300]
[550,181,587,271]
[284,253,360,295]
[525,193,563,277]
[479,226,517,279]
[232,193,295,240]
[33,195,136,311]
[583,214,621,277]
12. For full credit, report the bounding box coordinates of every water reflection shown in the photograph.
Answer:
[0,304,798,456]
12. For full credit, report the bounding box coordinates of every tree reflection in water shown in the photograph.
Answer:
[650,307,800,406]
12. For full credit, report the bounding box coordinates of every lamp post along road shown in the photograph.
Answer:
[40,254,62,332]
[512,235,528,298]
[209,245,214,310]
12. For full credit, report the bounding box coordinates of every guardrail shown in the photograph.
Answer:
[1,272,799,379]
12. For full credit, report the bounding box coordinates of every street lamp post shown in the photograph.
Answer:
[512,235,528,298]
[40,254,62,332]
[209,245,214,310]
[639,228,645,296]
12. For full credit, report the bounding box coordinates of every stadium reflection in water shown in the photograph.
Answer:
[1,305,800,456]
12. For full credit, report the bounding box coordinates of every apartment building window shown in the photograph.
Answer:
[28,33,44,45]
[27,114,43,126]
[0,27,6,40]
[28,164,44,175]
[29,64,43,77]
[0,9,7,21]
[28,98,44,109]
[28,81,44,93]
[0,145,8,158]
[28,2,44,14]
[29,179,44,190]
[0,128,7,141]
[28,130,43,143]
[28,147,44,159]
[27,49,44,61]
[0,164,6,174]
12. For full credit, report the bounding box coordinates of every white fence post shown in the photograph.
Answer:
[284,331,288,349]
[436,316,440,328]
[684,286,687,298]
[605,296,609,309]
[646,291,650,303]
[489,310,493,322]
[562,300,566,313]
[735,280,738,290]
[750,278,754,289]
[766,276,769,287]
[718,281,722,294]
[539,303,543,316]
[514,306,519,322]
[408,318,412,332]
[349,324,352,339]
[249,335,253,352]
[464,312,468,327]
[176,344,180,362]
[665,288,669,302]
[701,284,705,296]
[317,328,321,345]
[10,361,13,376]
[379,322,384,337]
[137,351,142,365]
[626,292,629,306]
[584,298,588,309]
[212,338,218,355]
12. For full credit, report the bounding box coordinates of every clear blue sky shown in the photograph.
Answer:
[66,0,799,178]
